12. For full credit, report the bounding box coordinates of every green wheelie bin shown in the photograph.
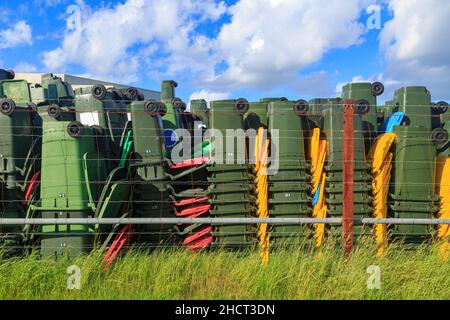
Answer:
[30,120,106,258]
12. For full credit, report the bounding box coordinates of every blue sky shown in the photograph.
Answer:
[0,0,449,103]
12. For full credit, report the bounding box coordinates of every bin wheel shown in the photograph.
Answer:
[0,98,16,116]
[92,84,107,100]
[47,104,62,119]
[67,121,84,138]
[144,99,160,116]
[433,101,448,114]
[371,82,384,96]
[127,87,139,100]
[159,103,167,117]
[432,128,449,144]
[6,69,15,79]
[293,99,309,115]
[235,98,249,114]
[172,97,184,112]
[356,99,370,115]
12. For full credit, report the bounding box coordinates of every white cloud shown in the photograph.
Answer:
[335,75,379,94]
[42,0,227,83]
[14,62,38,72]
[334,73,402,102]
[379,0,450,99]
[0,21,33,49]
[42,0,375,93]
[189,89,230,108]
[204,0,374,91]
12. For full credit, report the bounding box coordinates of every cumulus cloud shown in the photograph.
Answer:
[42,0,375,91]
[0,21,33,49]
[42,0,227,83]
[206,0,373,91]
[189,89,230,108]
[380,0,450,99]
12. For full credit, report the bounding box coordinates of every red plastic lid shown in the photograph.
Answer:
[169,157,208,169]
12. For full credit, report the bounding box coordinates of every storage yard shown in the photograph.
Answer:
[0,69,449,299]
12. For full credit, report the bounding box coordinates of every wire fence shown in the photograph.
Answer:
[1,76,449,260]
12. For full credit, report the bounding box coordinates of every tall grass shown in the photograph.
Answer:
[0,240,448,300]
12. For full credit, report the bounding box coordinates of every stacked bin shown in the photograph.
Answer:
[388,87,439,244]
[130,89,210,249]
[190,99,210,158]
[431,100,450,258]
[74,84,131,170]
[191,99,209,130]
[160,83,212,249]
[129,100,176,245]
[0,71,38,253]
[208,99,256,248]
[40,73,74,107]
[72,84,135,248]
[314,98,373,240]
[30,118,106,258]
[266,100,312,245]
[160,80,180,129]
[341,82,384,150]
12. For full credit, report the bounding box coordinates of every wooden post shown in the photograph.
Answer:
[343,100,355,258]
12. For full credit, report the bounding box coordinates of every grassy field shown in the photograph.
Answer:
[0,240,449,300]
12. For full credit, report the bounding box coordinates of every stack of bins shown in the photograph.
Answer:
[30,116,106,258]
[40,73,74,107]
[27,78,108,258]
[160,80,180,131]
[266,100,312,246]
[319,98,373,240]
[73,84,135,245]
[74,85,131,171]
[244,99,270,255]
[341,82,384,150]
[0,72,38,253]
[191,99,210,130]
[129,100,177,246]
[431,100,450,258]
[160,83,212,250]
[130,98,212,249]
[389,87,439,245]
[208,99,256,248]
[190,99,210,158]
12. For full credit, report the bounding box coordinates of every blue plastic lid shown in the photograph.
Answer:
[163,129,178,148]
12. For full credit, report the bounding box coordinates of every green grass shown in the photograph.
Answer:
[0,240,449,300]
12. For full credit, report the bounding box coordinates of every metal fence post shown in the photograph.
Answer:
[343,100,355,257]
